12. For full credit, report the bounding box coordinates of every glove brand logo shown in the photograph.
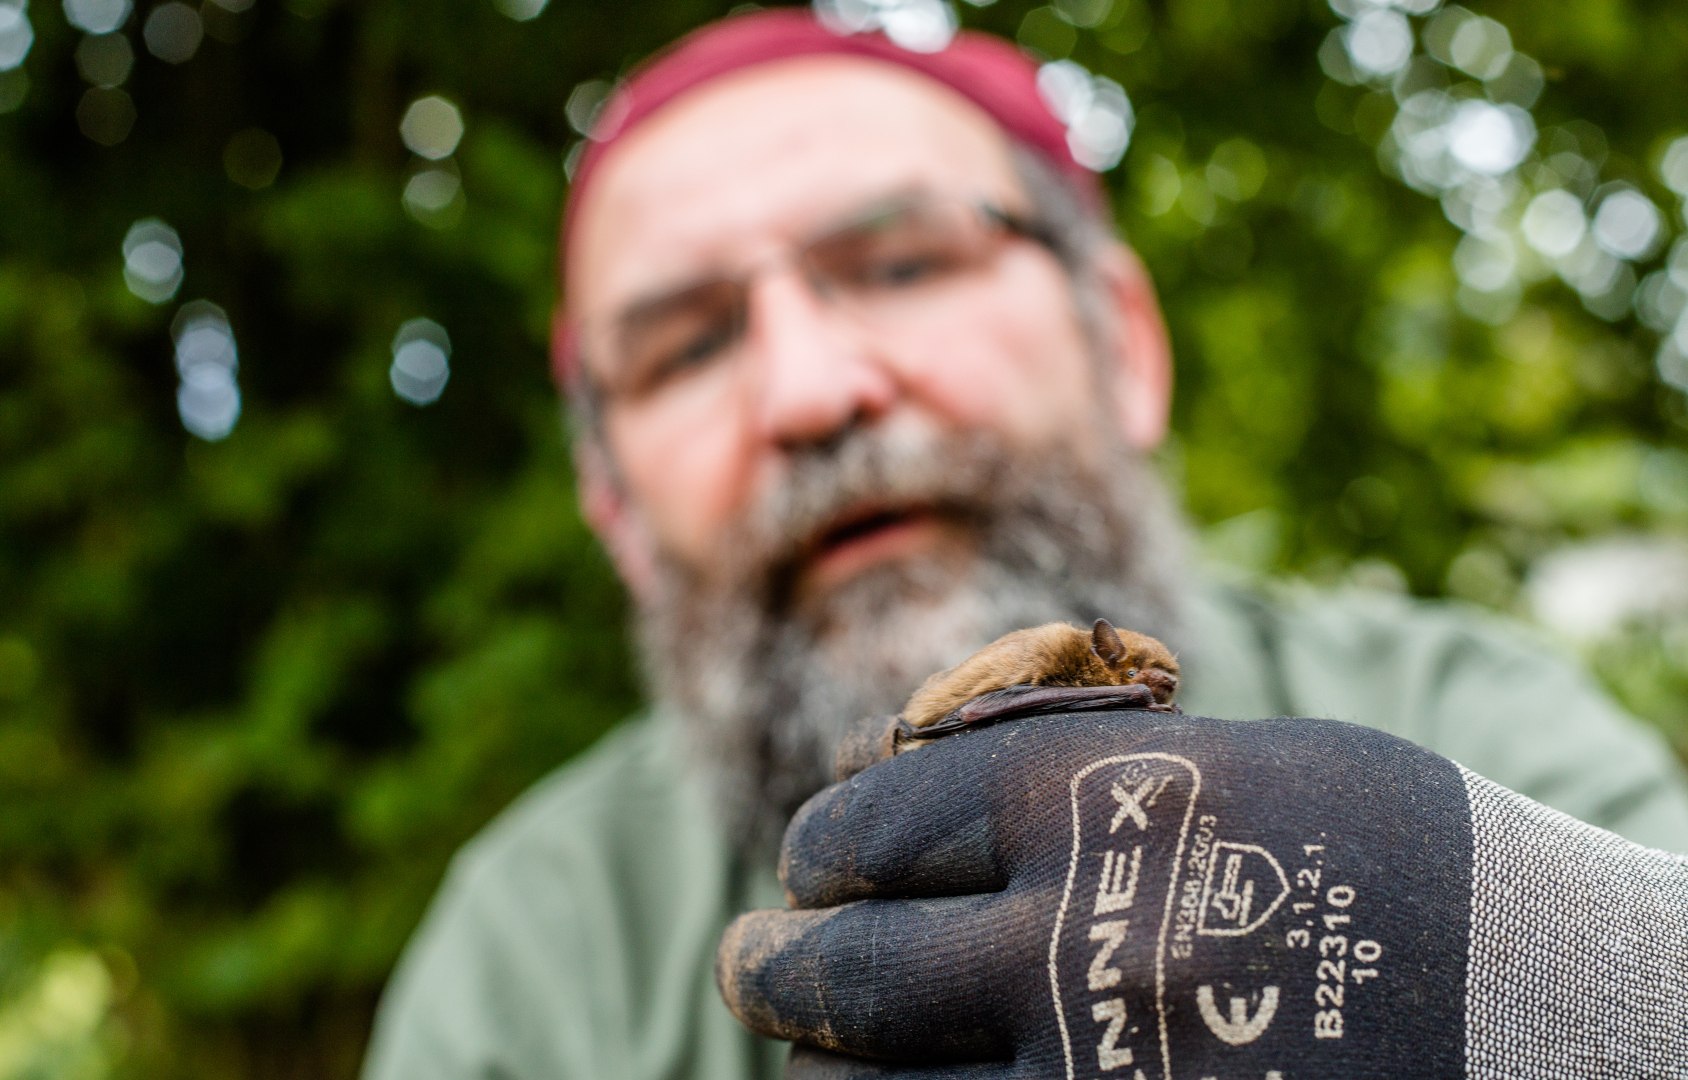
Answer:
[1195,842,1290,937]
[1048,754,1201,1080]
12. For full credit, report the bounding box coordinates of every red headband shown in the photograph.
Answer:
[552,7,1103,386]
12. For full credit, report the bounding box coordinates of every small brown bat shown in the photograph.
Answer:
[901,617,1179,735]
[831,619,1182,775]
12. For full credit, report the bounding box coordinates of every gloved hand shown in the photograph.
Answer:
[717,706,1688,1078]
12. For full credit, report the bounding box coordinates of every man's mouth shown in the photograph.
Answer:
[796,504,943,595]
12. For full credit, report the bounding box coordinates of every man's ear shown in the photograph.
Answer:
[575,438,659,602]
[1092,243,1173,451]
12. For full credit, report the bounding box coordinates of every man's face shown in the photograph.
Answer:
[566,55,1184,841]
[569,57,1150,591]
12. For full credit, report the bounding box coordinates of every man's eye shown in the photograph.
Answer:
[865,254,944,287]
[844,248,959,290]
[656,324,733,377]
[627,319,736,397]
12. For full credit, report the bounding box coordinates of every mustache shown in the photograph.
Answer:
[711,423,1010,612]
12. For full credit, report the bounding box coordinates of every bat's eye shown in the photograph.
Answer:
[1126,668,1139,679]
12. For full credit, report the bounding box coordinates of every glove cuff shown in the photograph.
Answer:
[1461,766,1688,1075]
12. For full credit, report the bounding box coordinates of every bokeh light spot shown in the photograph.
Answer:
[404,169,459,211]
[1446,15,1511,80]
[1440,173,1515,235]
[565,79,610,138]
[1052,0,1110,29]
[493,0,547,19]
[1557,237,1621,294]
[63,0,130,34]
[1657,136,1688,199]
[122,218,183,303]
[1343,8,1412,80]
[1317,27,1360,86]
[176,327,236,374]
[223,127,282,189]
[1635,270,1687,334]
[1484,52,1542,109]
[0,4,34,72]
[1421,4,1471,67]
[1388,89,1457,192]
[561,140,585,182]
[400,94,463,160]
[76,84,134,144]
[1389,55,1449,106]
[1591,186,1664,261]
[74,32,133,86]
[1557,238,1633,319]
[1659,339,1688,394]
[402,165,464,227]
[815,0,958,53]
[1037,59,1132,170]
[172,302,238,375]
[1670,238,1688,289]
[1453,231,1517,291]
[879,0,957,52]
[1067,86,1131,170]
[1206,138,1268,202]
[177,364,240,439]
[143,1,200,63]
[1445,99,1532,175]
[1589,265,1637,321]
[1520,189,1586,259]
[390,318,451,406]
[1541,151,1596,195]
[172,302,241,440]
[1330,0,1443,16]
[1036,58,1089,120]
[1135,153,1180,216]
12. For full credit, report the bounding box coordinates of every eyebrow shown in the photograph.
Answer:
[615,277,734,339]
[606,183,941,326]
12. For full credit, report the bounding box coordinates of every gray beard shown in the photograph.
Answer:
[633,416,1192,851]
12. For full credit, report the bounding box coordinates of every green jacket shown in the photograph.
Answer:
[361,584,1688,1080]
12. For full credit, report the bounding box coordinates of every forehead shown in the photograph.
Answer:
[566,55,1022,319]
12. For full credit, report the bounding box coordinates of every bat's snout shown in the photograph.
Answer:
[1139,667,1178,703]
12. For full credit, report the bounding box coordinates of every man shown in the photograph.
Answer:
[361,10,1688,1079]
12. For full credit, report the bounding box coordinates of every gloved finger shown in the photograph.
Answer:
[783,730,1007,909]
[787,1046,1025,1080]
[717,894,1048,1063]
[831,713,901,780]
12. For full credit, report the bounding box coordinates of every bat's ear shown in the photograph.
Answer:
[1090,618,1127,666]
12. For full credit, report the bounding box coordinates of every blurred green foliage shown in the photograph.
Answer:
[2,0,1686,1075]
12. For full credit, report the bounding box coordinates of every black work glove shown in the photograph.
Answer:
[717,707,1688,1078]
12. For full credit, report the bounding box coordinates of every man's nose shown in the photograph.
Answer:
[743,270,897,449]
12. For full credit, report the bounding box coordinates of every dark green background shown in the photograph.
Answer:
[3,0,1686,1076]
